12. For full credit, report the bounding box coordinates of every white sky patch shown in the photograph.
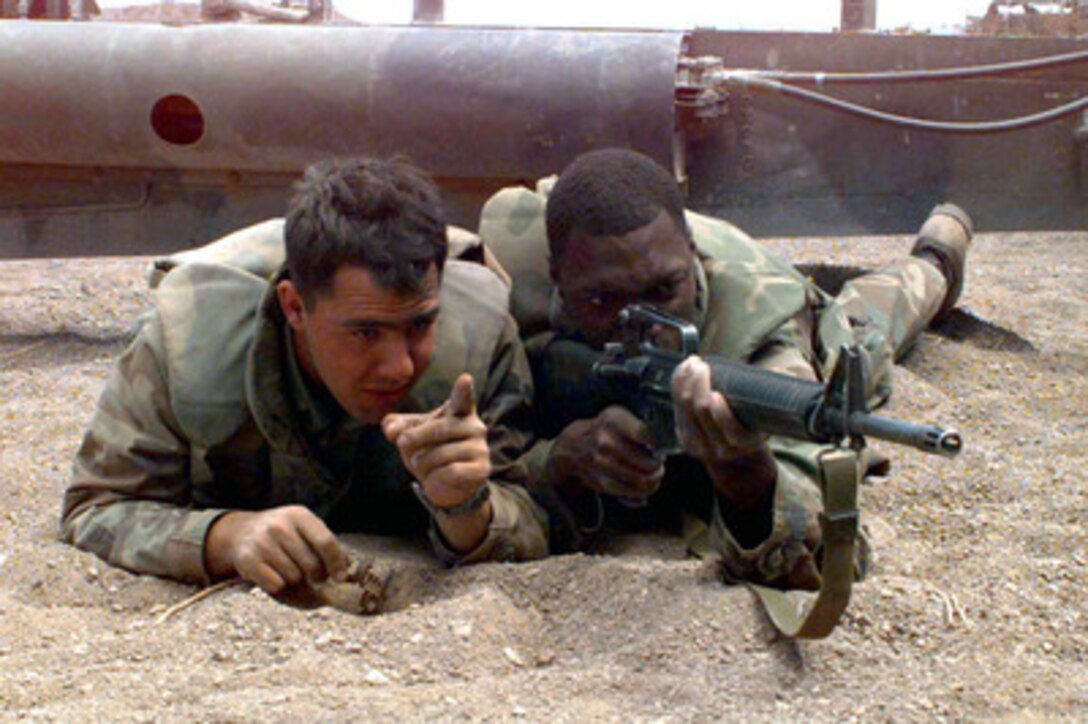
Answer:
[92,0,1000,32]
[331,0,998,32]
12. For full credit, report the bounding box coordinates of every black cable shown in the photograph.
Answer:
[728,48,1088,85]
[720,74,1088,134]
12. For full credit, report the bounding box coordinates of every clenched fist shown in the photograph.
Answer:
[548,405,665,501]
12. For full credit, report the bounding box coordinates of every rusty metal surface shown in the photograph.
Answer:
[0,23,682,257]
[0,23,681,177]
[1,23,1086,258]
[684,31,1088,235]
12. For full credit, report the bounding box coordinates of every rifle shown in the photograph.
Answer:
[532,303,962,459]
[532,303,962,640]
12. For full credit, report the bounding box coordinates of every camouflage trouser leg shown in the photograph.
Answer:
[834,256,947,370]
[812,256,947,407]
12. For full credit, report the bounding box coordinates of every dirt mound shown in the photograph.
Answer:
[1,232,1085,719]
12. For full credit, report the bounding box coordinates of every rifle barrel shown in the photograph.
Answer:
[847,412,963,458]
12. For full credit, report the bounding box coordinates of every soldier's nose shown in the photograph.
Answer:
[376,337,416,385]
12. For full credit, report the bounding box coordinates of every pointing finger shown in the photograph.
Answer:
[446,373,476,418]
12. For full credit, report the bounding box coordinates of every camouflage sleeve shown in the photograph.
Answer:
[709,260,939,587]
[427,315,549,564]
[707,312,830,590]
[708,440,826,590]
[747,311,820,381]
[60,313,225,584]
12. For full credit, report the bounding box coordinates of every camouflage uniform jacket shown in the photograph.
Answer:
[479,184,945,590]
[61,220,549,584]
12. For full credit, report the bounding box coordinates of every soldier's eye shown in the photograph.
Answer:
[354,326,381,342]
[648,281,680,301]
[583,292,614,310]
[648,278,674,296]
[409,317,435,335]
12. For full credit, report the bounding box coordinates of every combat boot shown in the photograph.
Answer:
[910,202,974,319]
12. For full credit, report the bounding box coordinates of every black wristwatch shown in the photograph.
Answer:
[411,480,491,520]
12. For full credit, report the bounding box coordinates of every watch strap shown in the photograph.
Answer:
[411,480,491,519]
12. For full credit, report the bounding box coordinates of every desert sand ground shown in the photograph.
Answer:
[0,229,1085,720]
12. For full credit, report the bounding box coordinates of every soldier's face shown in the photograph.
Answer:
[552,210,697,348]
[278,264,440,425]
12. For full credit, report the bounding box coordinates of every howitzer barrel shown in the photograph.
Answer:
[0,22,683,257]
[0,23,682,179]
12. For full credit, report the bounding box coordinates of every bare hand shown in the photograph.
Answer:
[672,356,776,510]
[381,373,491,509]
[205,505,348,594]
[671,356,766,464]
[549,405,665,499]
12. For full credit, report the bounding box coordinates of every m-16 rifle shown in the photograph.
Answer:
[533,303,962,458]
[532,303,962,640]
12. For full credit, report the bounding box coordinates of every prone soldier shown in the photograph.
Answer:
[61,156,548,594]
[480,148,972,590]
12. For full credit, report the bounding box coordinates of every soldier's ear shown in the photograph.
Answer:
[277,280,307,330]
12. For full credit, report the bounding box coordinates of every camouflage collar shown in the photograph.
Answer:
[281,323,346,442]
[245,269,351,453]
[691,254,709,333]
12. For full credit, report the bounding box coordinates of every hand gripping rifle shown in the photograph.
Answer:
[576,304,962,458]
[533,303,962,639]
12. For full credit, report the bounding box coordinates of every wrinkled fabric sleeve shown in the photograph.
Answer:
[706,312,831,591]
[514,437,599,555]
[428,316,549,564]
[60,314,226,584]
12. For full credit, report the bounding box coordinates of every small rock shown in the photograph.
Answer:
[363,668,390,686]
[503,646,526,667]
[450,620,473,640]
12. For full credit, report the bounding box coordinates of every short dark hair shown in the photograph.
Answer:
[285,156,448,305]
[545,148,689,263]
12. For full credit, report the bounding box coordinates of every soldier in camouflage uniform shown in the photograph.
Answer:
[61,156,548,593]
[479,148,972,590]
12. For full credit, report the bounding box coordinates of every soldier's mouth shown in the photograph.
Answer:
[363,386,411,404]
